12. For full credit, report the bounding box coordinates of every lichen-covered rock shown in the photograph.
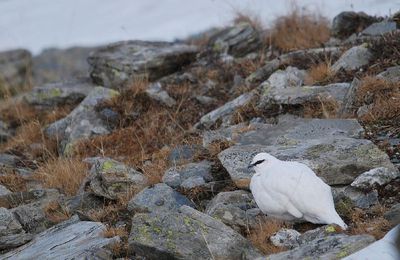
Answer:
[331,45,373,72]
[331,11,378,39]
[333,186,378,209]
[127,183,194,213]
[205,190,261,232]
[46,87,119,155]
[1,216,119,259]
[163,161,213,189]
[88,41,198,88]
[351,167,400,189]
[129,205,263,260]
[0,49,32,98]
[24,78,95,107]
[270,229,301,248]
[208,22,261,57]
[267,233,375,259]
[0,207,32,250]
[82,157,147,200]
[145,82,176,107]
[196,91,255,129]
[217,117,395,188]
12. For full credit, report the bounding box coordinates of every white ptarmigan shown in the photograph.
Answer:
[249,152,347,229]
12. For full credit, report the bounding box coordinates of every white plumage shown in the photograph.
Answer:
[249,153,347,229]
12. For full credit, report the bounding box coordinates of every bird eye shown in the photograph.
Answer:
[253,159,265,165]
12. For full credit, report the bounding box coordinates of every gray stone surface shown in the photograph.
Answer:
[360,21,397,36]
[12,204,48,234]
[208,22,261,57]
[0,207,32,250]
[331,11,378,39]
[145,82,176,107]
[267,233,375,259]
[46,87,119,155]
[88,40,198,88]
[0,185,11,196]
[384,203,400,225]
[333,186,379,209]
[1,217,119,259]
[127,183,194,213]
[84,157,147,200]
[377,65,400,82]
[202,123,246,147]
[168,144,207,164]
[205,190,261,233]
[331,45,373,72]
[351,167,400,189]
[0,189,61,209]
[129,205,263,260]
[270,229,301,248]
[197,91,255,129]
[217,117,395,188]
[24,78,95,107]
[163,161,213,189]
[0,49,32,98]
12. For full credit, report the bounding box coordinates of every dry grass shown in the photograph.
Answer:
[0,172,27,192]
[34,158,88,196]
[269,6,330,52]
[349,206,391,239]
[248,217,288,254]
[304,61,335,86]
[233,11,263,31]
[356,76,400,123]
[303,96,340,119]
[103,226,130,258]
[44,200,71,224]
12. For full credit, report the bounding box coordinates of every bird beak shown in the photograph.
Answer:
[248,163,255,169]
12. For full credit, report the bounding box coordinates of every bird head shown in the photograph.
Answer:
[248,152,277,170]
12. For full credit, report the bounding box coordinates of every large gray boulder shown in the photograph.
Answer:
[331,11,378,39]
[46,87,119,155]
[88,41,198,89]
[217,116,396,188]
[360,21,397,36]
[129,205,263,260]
[83,157,147,200]
[208,22,262,57]
[1,217,119,259]
[0,49,32,98]
[205,190,261,233]
[127,183,194,213]
[24,78,95,107]
[331,45,373,72]
[0,207,33,251]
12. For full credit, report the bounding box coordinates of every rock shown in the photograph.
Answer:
[1,216,119,259]
[377,65,400,82]
[0,153,21,168]
[33,46,99,85]
[163,161,213,189]
[208,22,262,57]
[360,21,397,36]
[343,226,400,259]
[12,204,48,234]
[351,167,400,189]
[84,157,147,200]
[65,193,104,214]
[270,229,301,248]
[24,78,95,107]
[145,82,176,107]
[217,117,395,188]
[338,78,361,117]
[0,121,10,142]
[331,45,373,72]
[384,203,400,225]
[262,66,306,90]
[0,49,32,98]
[246,59,281,85]
[45,87,119,155]
[129,205,263,260]
[88,41,198,89]
[202,123,246,147]
[127,183,194,213]
[0,207,33,250]
[205,190,261,233]
[196,91,255,129]
[267,233,375,259]
[0,185,11,196]
[168,144,207,164]
[333,186,379,209]
[0,189,61,209]
[331,11,378,39]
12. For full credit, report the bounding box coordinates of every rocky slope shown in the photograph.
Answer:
[0,9,399,259]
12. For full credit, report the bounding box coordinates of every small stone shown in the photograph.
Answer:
[270,228,301,248]
[351,167,400,189]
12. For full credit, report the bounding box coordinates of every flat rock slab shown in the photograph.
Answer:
[24,78,95,107]
[46,87,119,155]
[0,207,33,250]
[331,45,372,72]
[217,117,396,188]
[1,217,119,259]
[129,205,262,260]
[88,40,198,89]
